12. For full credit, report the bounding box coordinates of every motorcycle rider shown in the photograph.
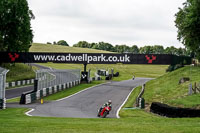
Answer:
[98,100,112,116]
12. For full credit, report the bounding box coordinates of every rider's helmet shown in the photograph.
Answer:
[108,100,112,105]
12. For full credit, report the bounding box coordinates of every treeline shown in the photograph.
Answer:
[73,41,191,56]
[47,40,69,46]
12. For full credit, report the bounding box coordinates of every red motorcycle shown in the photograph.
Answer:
[97,106,111,118]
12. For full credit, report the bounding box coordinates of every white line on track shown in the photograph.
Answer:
[25,108,35,116]
[116,87,135,119]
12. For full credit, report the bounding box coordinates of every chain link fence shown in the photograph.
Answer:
[0,67,9,109]
[35,69,81,90]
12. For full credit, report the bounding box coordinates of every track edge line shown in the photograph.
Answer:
[116,87,135,119]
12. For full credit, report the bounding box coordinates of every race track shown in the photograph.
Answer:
[27,78,152,118]
[6,85,34,99]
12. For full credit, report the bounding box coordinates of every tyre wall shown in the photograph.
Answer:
[150,102,200,118]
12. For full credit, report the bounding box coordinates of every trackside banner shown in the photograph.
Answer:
[0,52,191,65]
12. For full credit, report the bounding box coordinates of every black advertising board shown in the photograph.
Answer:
[0,52,191,65]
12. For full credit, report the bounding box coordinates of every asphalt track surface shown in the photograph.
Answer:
[24,78,152,118]
[6,85,34,99]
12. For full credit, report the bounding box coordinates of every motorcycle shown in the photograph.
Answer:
[97,106,111,118]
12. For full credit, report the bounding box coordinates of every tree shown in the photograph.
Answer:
[139,46,153,54]
[89,43,96,49]
[53,41,57,45]
[98,42,114,51]
[130,45,139,54]
[175,0,200,60]
[73,41,89,48]
[165,46,178,55]
[114,45,130,53]
[0,0,34,52]
[57,40,69,46]
[152,45,164,54]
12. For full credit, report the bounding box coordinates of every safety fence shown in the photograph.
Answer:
[20,69,81,104]
[0,67,9,109]
[36,69,80,90]
[22,80,81,104]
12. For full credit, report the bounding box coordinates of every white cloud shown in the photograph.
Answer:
[28,0,186,48]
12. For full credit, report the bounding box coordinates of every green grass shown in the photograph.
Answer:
[6,97,20,103]
[169,94,200,108]
[0,108,200,133]
[143,66,200,108]
[123,86,142,108]
[30,43,113,53]
[1,63,37,82]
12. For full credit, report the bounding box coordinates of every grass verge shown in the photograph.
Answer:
[6,97,20,103]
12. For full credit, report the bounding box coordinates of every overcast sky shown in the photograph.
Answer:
[27,0,185,48]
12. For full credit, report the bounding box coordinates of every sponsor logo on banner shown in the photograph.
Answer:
[145,55,157,63]
[8,53,19,62]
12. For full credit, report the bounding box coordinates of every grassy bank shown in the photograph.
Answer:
[120,66,200,119]
[30,43,113,53]
[143,66,200,109]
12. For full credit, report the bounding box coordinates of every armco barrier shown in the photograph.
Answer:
[21,79,81,104]
[150,102,200,118]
